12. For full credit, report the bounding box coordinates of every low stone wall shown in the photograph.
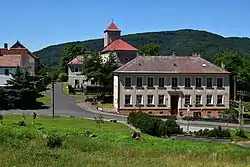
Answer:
[170,135,232,143]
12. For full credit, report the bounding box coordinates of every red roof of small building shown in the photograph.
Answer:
[0,55,21,67]
[101,39,138,53]
[0,48,29,55]
[105,22,120,31]
[68,56,84,65]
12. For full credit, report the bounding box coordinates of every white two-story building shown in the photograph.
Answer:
[113,54,231,118]
[0,41,38,86]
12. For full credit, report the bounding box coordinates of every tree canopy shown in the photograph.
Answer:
[213,51,250,92]
[34,29,250,69]
[82,53,120,88]
[3,67,38,109]
[139,43,160,56]
[59,44,87,73]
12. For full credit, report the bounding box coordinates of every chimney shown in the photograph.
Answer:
[192,53,200,57]
[221,62,225,69]
[4,43,8,49]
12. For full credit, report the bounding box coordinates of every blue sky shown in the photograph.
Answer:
[0,0,249,51]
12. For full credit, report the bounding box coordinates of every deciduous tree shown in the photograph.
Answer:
[59,44,87,73]
[139,43,160,56]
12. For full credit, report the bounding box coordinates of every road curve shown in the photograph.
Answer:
[3,82,250,131]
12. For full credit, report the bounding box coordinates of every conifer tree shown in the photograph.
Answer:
[5,67,37,109]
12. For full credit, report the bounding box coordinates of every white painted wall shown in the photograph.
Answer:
[113,75,119,109]
[68,65,94,87]
[0,67,17,86]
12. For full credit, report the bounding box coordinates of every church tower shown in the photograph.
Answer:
[104,21,121,47]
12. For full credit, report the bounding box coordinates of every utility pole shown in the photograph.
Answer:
[238,91,243,129]
[52,79,55,117]
[187,104,190,133]
[234,77,237,101]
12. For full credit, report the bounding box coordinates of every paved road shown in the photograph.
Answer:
[3,82,250,131]
[3,83,127,121]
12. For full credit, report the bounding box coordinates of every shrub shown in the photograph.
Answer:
[17,120,26,126]
[47,134,63,148]
[235,129,247,138]
[127,111,182,137]
[58,73,68,82]
[84,130,93,136]
[193,126,231,138]
[164,119,183,137]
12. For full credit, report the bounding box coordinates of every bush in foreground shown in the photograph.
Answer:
[127,111,183,137]
[47,134,63,148]
[194,126,231,138]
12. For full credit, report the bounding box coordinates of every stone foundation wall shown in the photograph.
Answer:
[118,108,225,118]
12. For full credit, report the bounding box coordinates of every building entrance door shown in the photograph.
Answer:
[170,95,178,116]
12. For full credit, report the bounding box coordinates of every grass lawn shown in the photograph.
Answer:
[36,95,51,105]
[98,103,114,108]
[1,116,250,167]
[63,82,69,95]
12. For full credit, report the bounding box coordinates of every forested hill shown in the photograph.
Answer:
[34,29,250,69]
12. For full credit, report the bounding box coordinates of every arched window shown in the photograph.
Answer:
[74,67,79,72]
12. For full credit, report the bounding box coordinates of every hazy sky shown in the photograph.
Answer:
[0,0,249,51]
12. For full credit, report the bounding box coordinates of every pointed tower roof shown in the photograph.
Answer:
[104,20,121,32]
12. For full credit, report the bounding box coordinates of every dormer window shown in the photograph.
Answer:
[5,69,9,76]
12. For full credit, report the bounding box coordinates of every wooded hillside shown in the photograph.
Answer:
[34,29,250,69]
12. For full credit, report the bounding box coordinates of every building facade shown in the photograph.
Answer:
[68,55,94,88]
[100,21,138,65]
[68,21,138,87]
[0,41,38,86]
[113,55,230,118]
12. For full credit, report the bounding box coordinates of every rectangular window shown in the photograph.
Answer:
[217,95,223,104]
[196,78,202,87]
[185,78,191,87]
[172,77,178,87]
[159,77,164,87]
[136,95,143,105]
[125,95,131,105]
[4,69,9,76]
[158,95,165,105]
[147,77,154,87]
[207,78,212,88]
[125,77,131,87]
[217,78,223,88]
[206,95,213,104]
[196,95,202,104]
[79,66,83,72]
[147,95,154,105]
[184,95,191,105]
[136,77,142,87]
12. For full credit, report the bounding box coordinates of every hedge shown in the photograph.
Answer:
[127,111,183,137]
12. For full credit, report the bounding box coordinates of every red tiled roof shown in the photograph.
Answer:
[105,22,120,31]
[114,55,230,74]
[68,56,84,65]
[0,55,21,67]
[101,39,138,53]
[10,41,38,59]
[0,48,29,55]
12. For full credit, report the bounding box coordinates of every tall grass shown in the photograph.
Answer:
[0,116,250,167]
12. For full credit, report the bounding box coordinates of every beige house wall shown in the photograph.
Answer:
[114,73,230,117]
